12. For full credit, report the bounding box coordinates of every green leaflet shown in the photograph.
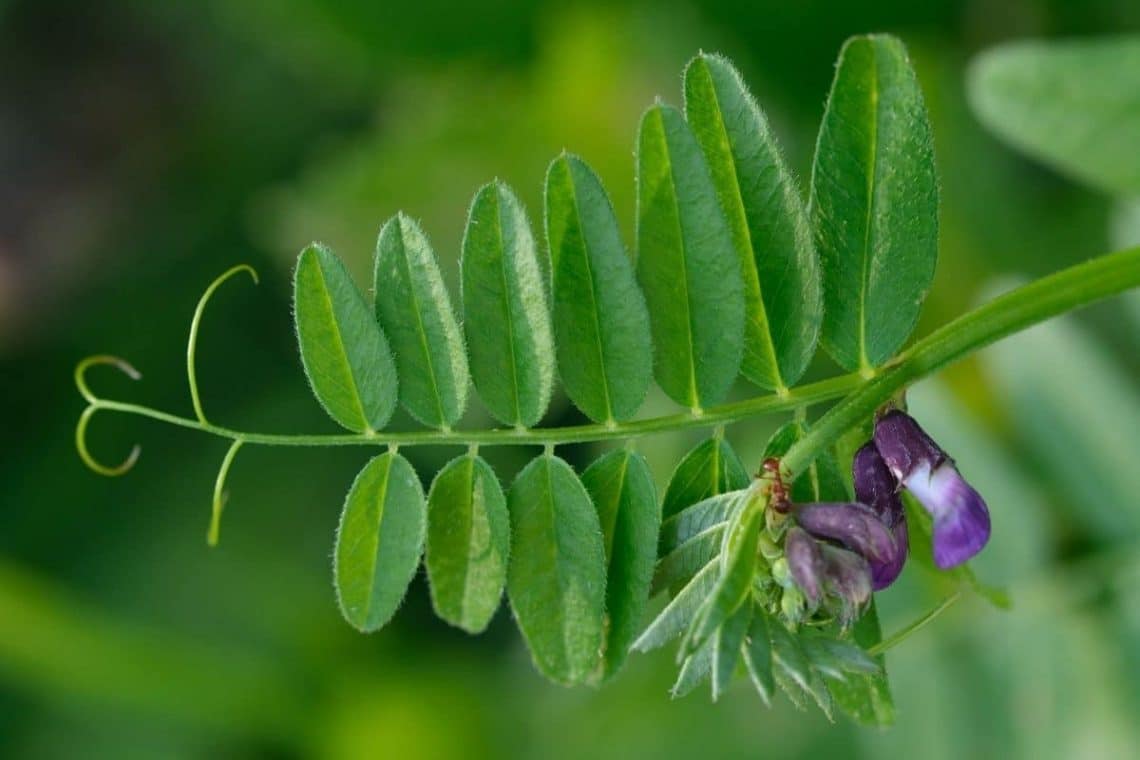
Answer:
[810,34,938,372]
[580,450,660,682]
[334,452,426,632]
[742,605,774,705]
[824,600,895,726]
[653,489,747,597]
[632,559,719,653]
[684,53,821,390]
[672,635,715,699]
[374,214,469,429]
[968,37,1140,195]
[506,454,606,685]
[712,600,752,701]
[660,436,750,520]
[636,103,745,410]
[801,633,879,677]
[658,490,746,556]
[424,454,509,634]
[651,521,726,597]
[461,181,555,428]
[294,244,398,433]
[683,489,764,654]
[769,615,833,719]
[545,155,653,423]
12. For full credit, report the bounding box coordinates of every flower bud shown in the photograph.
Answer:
[819,544,872,627]
[873,410,991,569]
[785,526,823,607]
[852,442,908,589]
[794,501,898,565]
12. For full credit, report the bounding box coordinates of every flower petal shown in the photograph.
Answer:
[795,502,898,565]
[785,526,824,606]
[853,442,908,589]
[873,409,946,482]
[870,520,909,590]
[905,462,991,569]
[819,544,872,626]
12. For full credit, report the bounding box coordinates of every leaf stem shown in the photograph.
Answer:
[867,591,961,656]
[76,246,1140,464]
[781,246,1140,477]
[80,372,863,450]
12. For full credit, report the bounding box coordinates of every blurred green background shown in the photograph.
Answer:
[3,1,1140,757]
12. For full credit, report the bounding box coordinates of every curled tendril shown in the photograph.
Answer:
[74,355,144,476]
[76,405,142,477]
[74,354,142,405]
[207,438,244,547]
[188,264,259,424]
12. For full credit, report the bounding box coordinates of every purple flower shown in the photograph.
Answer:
[795,501,898,566]
[852,443,908,590]
[785,526,873,626]
[818,544,872,626]
[786,526,824,606]
[874,410,991,569]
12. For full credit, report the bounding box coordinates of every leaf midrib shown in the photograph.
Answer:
[858,48,881,372]
[493,189,526,427]
[459,456,482,625]
[655,109,703,411]
[312,255,370,432]
[395,220,448,428]
[699,61,783,389]
[542,456,573,676]
[360,456,392,625]
[564,161,616,423]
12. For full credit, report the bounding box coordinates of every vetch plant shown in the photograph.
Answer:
[72,35,1140,725]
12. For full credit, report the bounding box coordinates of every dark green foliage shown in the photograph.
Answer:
[811,35,938,371]
[425,454,509,633]
[581,450,660,681]
[334,452,426,632]
[374,214,469,429]
[294,244,398,433]
[462,181,555,428]
[506,455,606,685]
[546,155,653,423]
[636,103,745,410]
[684,53,821,390]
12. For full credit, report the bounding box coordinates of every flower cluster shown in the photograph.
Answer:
[785,410,991,624]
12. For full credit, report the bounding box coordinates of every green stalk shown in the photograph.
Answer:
[76,247,1140,467]
[781,246,1140,477]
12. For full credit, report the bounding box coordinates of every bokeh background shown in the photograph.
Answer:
[4,1,1140,758]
